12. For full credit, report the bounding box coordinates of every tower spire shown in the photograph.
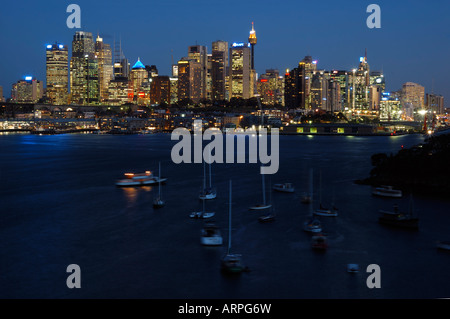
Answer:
[248,21,257,70]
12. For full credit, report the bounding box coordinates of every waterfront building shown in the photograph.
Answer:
[426,93,445,115]
[11,77,43,103]
[379,92,403,121]
[107,77,130,105]
[46,43,68,105]
[401,82,425,112]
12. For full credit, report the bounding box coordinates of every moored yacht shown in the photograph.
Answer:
[372,185,402,198]
[201,222,223,246]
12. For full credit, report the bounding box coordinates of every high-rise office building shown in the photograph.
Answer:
[257,69,283,105]
[11,77,43,103]
[330,70,348,111]
[146,65,159,78]
[130,58,149,101]
[188,45,208,99]
[348,54,370,111]
[150,76,171,105]
[211,40,228,101]
[284,56,317,109]
[401,82,425,111]
[70,31,97,105]
[95,35,113,103]
[0,86,3,102]
[177,59,202,103]
[229,42,252,99]
[46,43,68,105]
[113,38,129,79]
[426,93,444,115]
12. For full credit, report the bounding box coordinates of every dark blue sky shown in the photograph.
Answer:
[1,0,449,103]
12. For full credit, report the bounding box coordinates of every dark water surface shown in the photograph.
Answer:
[1,133,449,299]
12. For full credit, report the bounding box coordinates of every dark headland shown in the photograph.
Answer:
[356,133,450,199]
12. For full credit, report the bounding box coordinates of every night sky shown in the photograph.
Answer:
[1,0,449,103]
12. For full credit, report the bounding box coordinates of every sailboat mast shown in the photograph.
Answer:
[209,161,212,189]
[319,170,322,205]
[228,180,232,254]
[309,169,314,216]
[262,170,266,205]
[208,147,212,189]
[203,160,206,191]
[158,161,161,197]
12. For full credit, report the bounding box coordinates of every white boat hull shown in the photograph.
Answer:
[249,204,272,210]
[201,236,223,246]
[314,209,338,217]
[372,187,402,198]
[190,211,215,219]
[199,192,217,200]
[116,177,167,187]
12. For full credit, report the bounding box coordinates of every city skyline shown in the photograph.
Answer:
[1,0,449,103]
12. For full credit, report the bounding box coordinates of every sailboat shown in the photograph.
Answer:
[303,169,322,233]
[221,180,245,274]
[311,233,328,250]
[378,195,418,229]
[259,179,276,222]
[199,151,216,200]
[153,162,165,209]
[313,171,338,217]
[301,171,312,204]
[190,198,215,219]
[249,167,272,210]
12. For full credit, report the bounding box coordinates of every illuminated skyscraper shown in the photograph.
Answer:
[229,42,252,99]
[211,40,228,101]
[188,45,208,99]
[257,69,283,105]
[70,31,98,105]
[284,56,317,109]
[95,35,113,103]
[130,58,149,102]
[426,93,444,114]
[348,54,370,111]
[150,76,171,105]
[46,43,68,105]
[11,77,43,103]
[401,82,425,110]
[177,58,202,103]
[330,70,349,111]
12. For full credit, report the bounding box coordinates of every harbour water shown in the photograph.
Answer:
[1,133,449,299]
